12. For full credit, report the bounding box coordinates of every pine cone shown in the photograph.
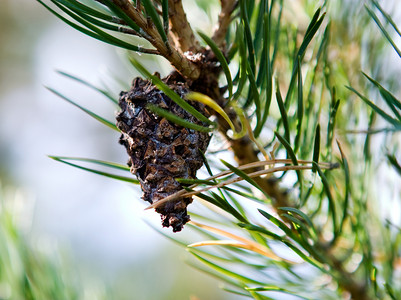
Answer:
[116,75,211,232]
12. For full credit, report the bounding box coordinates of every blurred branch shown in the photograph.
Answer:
[217,111,291,210]
[212,0,238,47]
[168,0,202,52]
[329,253,369,300]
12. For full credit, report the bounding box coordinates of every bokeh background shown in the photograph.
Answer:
[0,0,233,299]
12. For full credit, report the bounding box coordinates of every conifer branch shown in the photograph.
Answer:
[216,108,291,209]
[212,0,238,47]
[168,0,202,52]
[104,0,201,79]
[227,135,290,206]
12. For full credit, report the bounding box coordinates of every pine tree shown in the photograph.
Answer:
[38,0,401,299]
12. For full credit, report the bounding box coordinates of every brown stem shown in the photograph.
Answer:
[110,0,201,80]
[212,99,290,209]
[168,0,203,52]
[226,134,291,208]
[327,252,370,300]
[137,48,160,55]
[135,0,141,10]
[212,0,238,47]
[207,1,289,208]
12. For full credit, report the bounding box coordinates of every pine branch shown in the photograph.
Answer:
[101,0,202,79]
[226,134,290,208]
[214,103,291,211]
[212,0,238,47]
[328,253,369,300]
[168,0,202,52]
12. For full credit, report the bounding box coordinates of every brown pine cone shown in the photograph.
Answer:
[116,74,211,232]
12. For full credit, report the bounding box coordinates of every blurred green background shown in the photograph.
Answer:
[0,0,234,299]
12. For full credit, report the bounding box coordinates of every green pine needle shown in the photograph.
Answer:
[49,156,138,184]
[56,70,118,105]
[46,87,119,131]
[198,31,233,99]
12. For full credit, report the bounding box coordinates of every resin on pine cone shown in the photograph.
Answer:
[116,74,211,232]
